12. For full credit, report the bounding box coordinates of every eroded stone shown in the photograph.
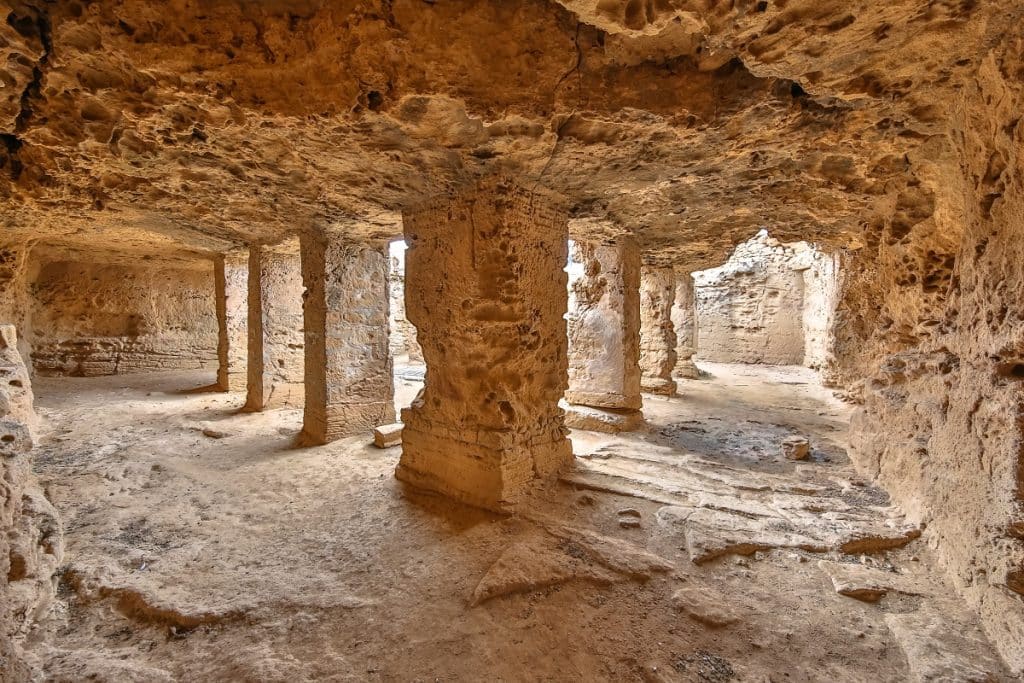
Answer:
[245,243,304,411]
[300,235,395,444]
[566,238,643,418]
[640,265,678,395]
[396,177,573,511]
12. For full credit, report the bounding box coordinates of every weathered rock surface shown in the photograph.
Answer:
[781,436,810,461]
[886,608,1009,683]
[671,271,700,380]
[1,325,62,678]
[817,559,921,603]
[387,247,421,363]
[566,238,642,413]
[693,232,807,366]
[639,265,677,395]
[2,250,217,377]
[564,403,644,434]
[671,585,742,628]
[245,243,304,411]
[0,0,1020,674]
[396,178,573,510]
[215,250,248,392]
[300,235,394,444]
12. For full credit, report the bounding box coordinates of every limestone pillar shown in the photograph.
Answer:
[388,253,422,363]
[395,177,573,510]
[300,235,395,445]
[672,269,701,380]
[640,265,678,395]
[244,243,305,411]
[215,250,249,392]
[565,238,643,432]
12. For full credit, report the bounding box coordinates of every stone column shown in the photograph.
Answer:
[300,234,395,445]
[672,269,701,380]
[215,250,249,392]
[388,253,422,363]
[244,243,305,411]
[395,177,573,511]
[565,238,643,432]
[640,265,678,395]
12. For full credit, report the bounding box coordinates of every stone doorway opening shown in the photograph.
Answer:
[689,230,841,380]
[388,238,426,418]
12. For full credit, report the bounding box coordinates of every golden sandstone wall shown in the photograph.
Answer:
[0,244,217,377]
[844,39,1024,670]
[0,325,62,679]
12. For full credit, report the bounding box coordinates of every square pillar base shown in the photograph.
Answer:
[564,404,644,433]
[642,376,677,395]
[397,416,572,512]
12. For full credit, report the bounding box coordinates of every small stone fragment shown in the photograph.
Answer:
[818,560,921,603]
[781,435,810,460]
[201,428,227,439]
[373,422,403,448]
[671,587,742,628]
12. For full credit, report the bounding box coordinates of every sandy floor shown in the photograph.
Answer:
[19,363,1012,681]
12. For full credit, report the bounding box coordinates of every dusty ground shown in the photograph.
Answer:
[17,363,1012,682]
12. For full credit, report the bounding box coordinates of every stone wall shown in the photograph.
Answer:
[1,325,62,678]
[796,249,843,379]
[693,231,806,365]
[844,38,1024,672]
[7,255,218,377]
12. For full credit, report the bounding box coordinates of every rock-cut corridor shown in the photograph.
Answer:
[2,0,1023,681]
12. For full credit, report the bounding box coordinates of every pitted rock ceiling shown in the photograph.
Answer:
[0,0,1016,269]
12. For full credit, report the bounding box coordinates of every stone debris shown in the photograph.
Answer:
[470,536,620,606]
[817,560,922,603]
[373,422,403,448]
[618,508,642,529]
[567,444,921,565]
[470,520,675,606]
[781,436,810,461]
